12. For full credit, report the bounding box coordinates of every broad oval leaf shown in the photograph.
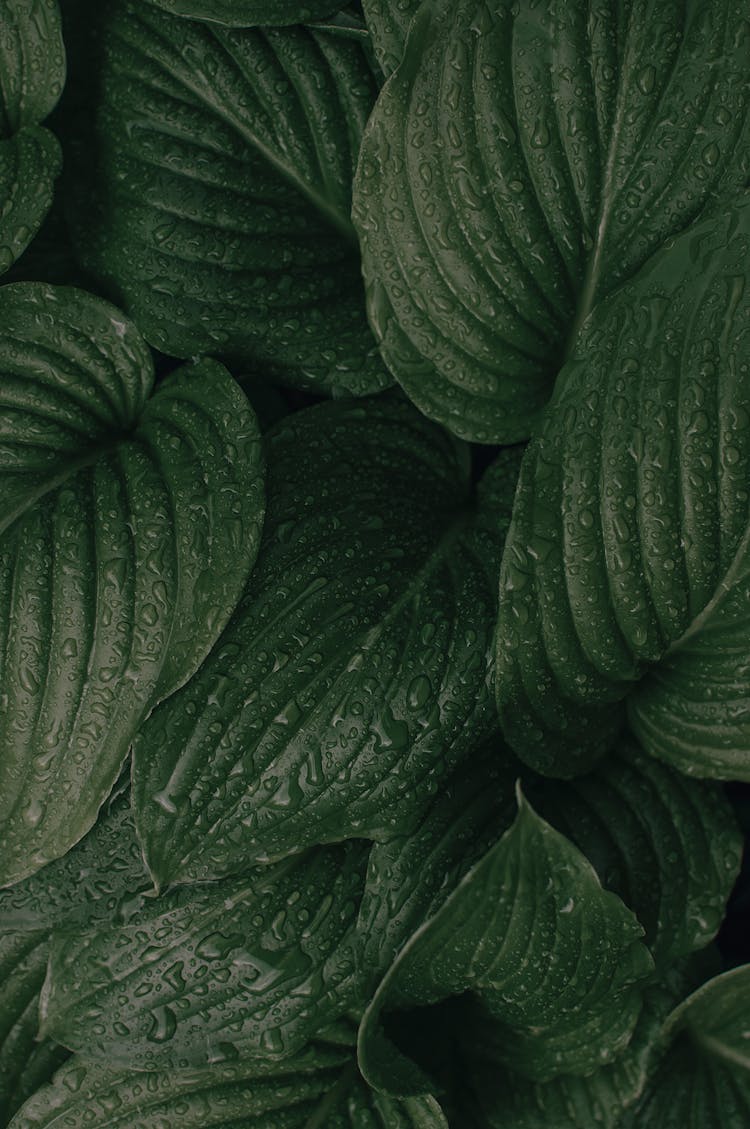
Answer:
[145,0,341,25]
[40,842,369,1071]
[524,736,743,966]
[7,1044,449,1128]
[358,789,654,1095]
[621,966,750,1129]
[67,1,388,395]
[0,931,68,1127]
[0,283,264,885]
[352,0,750,442]
[0,0,65,276]
[495,197,750,779]
[133,401,518,887]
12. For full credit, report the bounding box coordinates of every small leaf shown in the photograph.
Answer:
[133,401,518,887]
[358,789,654,1095]
[495,197,750,779]
[40,842,369,1070]
[0,283,264,885]
[622,967,750,1128]
[353,0,749,442]
[0,931,68,1127]
[66,1,388,394]
[525,736,743,965]
[7,1042,449,1128]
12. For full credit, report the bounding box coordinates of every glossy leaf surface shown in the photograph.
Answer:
[133,402,518,887]
[362,0,420,75]
[358,791,654,1095]
[145,0,340,24]
[0,283,264,885]
[496,198,750,778]
[68,1,388,394]
[353,0,749,442]
[41,842,370,1070]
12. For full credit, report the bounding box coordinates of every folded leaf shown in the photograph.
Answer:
[362,0,420,75]
[358,789,654,1095]
[0,931,68,1127]
[133,401,517,887]
[7,1042,449,1128]
[495,197,750,779]
[0,0,65,276]
[525,736,743,965]
[145,0,341,23]
[67,1,388,395]
[0,283,264,885]
[41,841,370,1070]
[621,966,750,1128]
[353,0,749,442]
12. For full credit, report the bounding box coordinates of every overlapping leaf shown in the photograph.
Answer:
[0,931,68,1127]
[524,737,743,965]
[40,842,370,1070]
[495,197,750,779]
[353,0,749,442]
[7,1040,449,1128]
[0,0,65,276]
[133,401,519,887]
[145,0,341,25]
[66,1,388,394]
[621,967,750,1129]
[362,0,420,75]
[0,283,264,885]
[358,790,654,1095]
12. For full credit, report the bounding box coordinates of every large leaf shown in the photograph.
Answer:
[621,966,750,1129]
[0,283,264,885]
[66,1,388,394]
[495,197,750,779]
[362,0,420,75]
[0,0,65,276]
[0,931,68,1127]
[7,1041,449,1128]
[352,0,749,442]
[145,0,341,24]
[524,736,743,966]
[358,789,654,1095]
[132,401,518,888]
[40,841,370,1070]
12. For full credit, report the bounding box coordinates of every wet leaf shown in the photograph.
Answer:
[145,0,341,24]
[0,283,264,885]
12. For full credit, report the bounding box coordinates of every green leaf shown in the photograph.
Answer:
[524,736,743,966]
[133,401,516,887]
[7,1042,449,1128]
[145,0,342,24]
[352,0,749,442]
[362,0,420,75]
[0,931,68,1127]
[358,789,654,1096]
[356,739,520,981]
[0,283,264,885]
[66,2,388,395]
[0,0,65,276]
[621,967,750,1129]
[40,841,370,1070]
[495,197,750,779]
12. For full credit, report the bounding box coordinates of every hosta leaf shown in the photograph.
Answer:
[133,402,518,887]
[621,967,750,1129]
[40,841,370,1070]
[356,738,519,980]
[0,283,264,885]
[0,931,68,1127]
[353,0,749,442]
[362,0,420,75]
[495,197,750,779]
[67,2,388,395]
[7,1044,449,1128]
[525,736,743,965]
[145,0,341,24]
[0,0,65,276]
[358,789,654,1095]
